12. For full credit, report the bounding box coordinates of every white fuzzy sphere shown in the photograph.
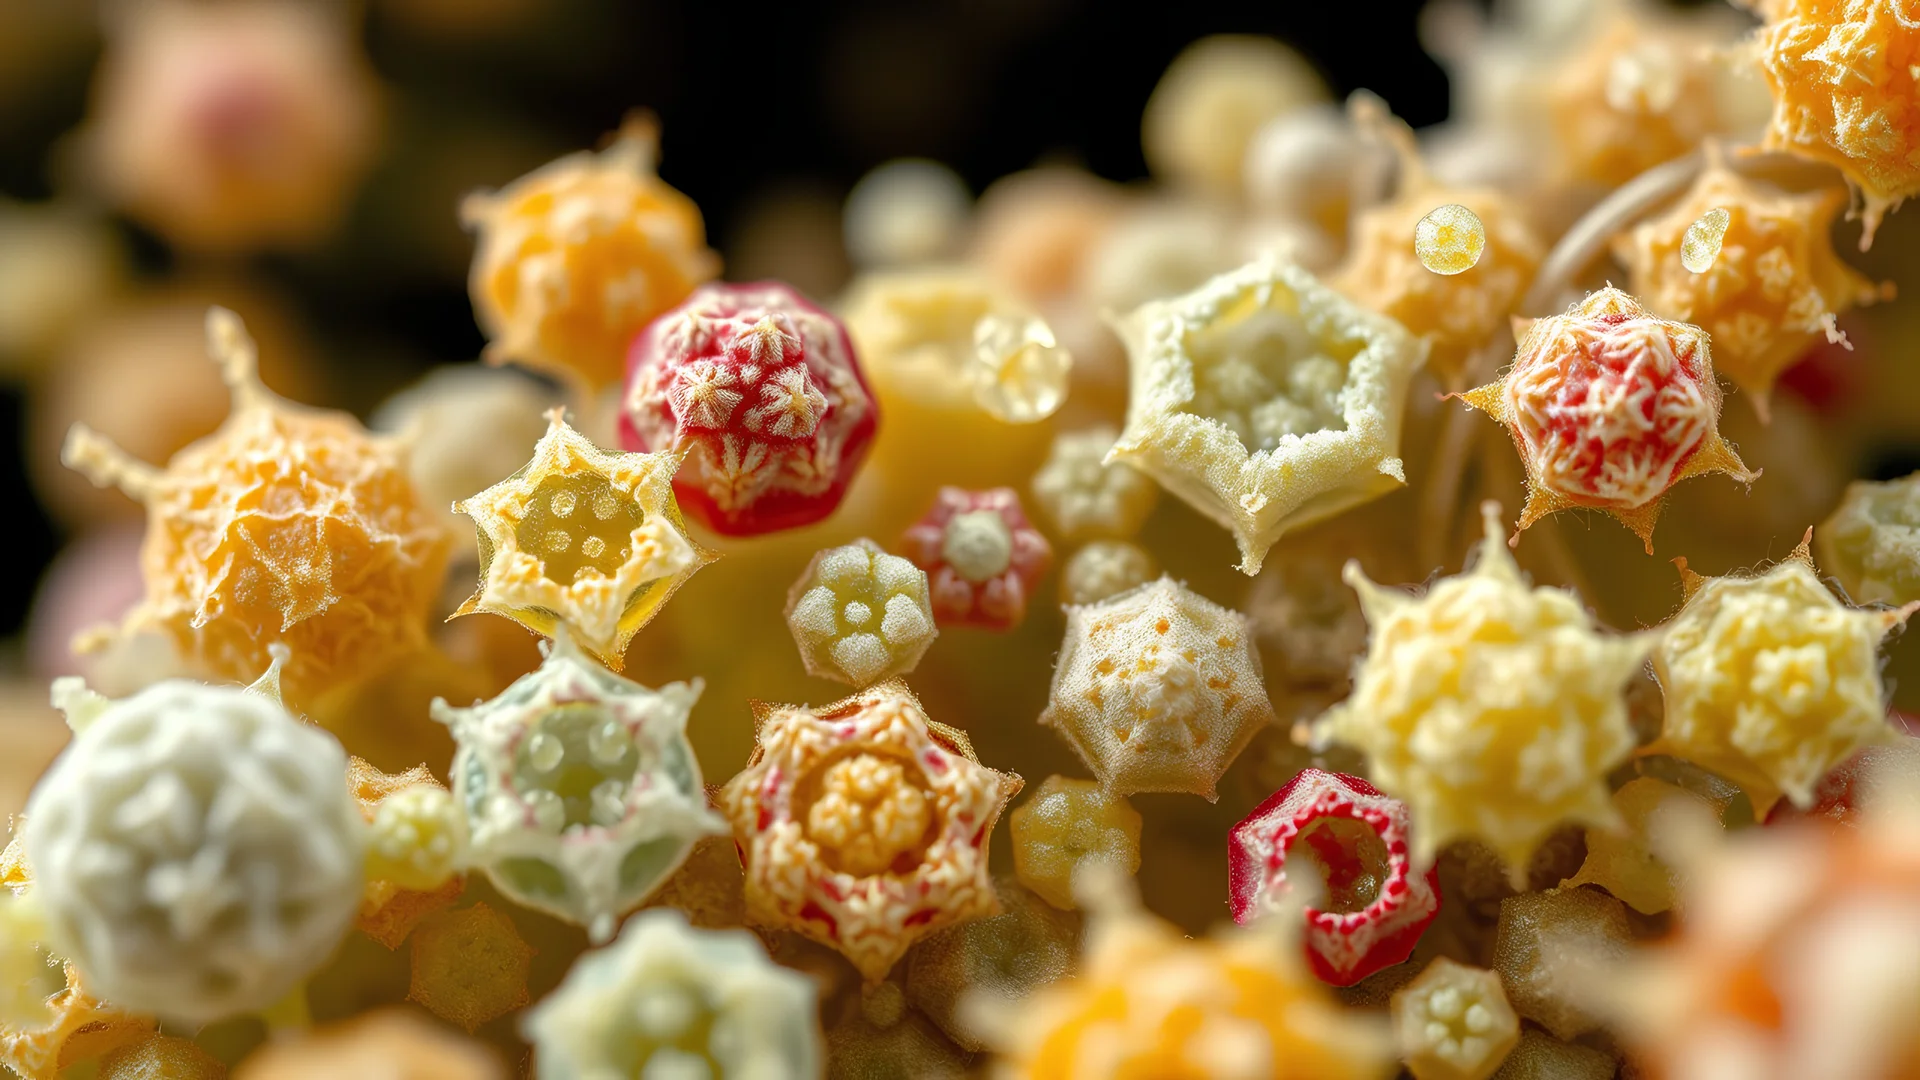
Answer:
[24,678,364,1024]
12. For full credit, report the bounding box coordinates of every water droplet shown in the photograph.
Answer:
[1681,207,1731,273]
[1414,204,1486,275]
[527,731,564,773]
[526,789,565,833]
[588,719,630,765]
[589,779,628,827]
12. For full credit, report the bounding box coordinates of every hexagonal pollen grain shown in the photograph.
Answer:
[407,902,534,1034]
[903,876,1081,1051]
[431,631,722,942]
[1458,287,1755,552]
[1029,425,1160,544]
[1009,776,1143,910]
[786,538,938,687]
[620,281,878,536]
[1229,768,1441,986]
[900,487,1053,630]
[452,408,711,670]
[347,758,465,947]
[718,680,1022,982]
[59,307,449,706]
[1110,258,1424,575]
[1818,470,1920,606]
[463,114,719,390]
[1491,887,1633,1042]
[1040,576,1274,800]
[1390,957,1519,1080]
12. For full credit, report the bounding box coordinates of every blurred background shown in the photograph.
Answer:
[0,0,1444,643]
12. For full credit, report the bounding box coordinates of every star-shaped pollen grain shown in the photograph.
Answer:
[1458,287,1755,553]
[1313,502,1652,882]
[60,307,450,706]
[1742,0,1920,247]
[1039,577,1276,800]
[1613,147,1890,418]
[717,680,1021,983]
[1109,257,1425,576]
[1653,535,1918,812]
[452,408,712,670]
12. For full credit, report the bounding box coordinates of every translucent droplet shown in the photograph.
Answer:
[969,314,1071,423]
[1414,204,1486,275]
[588,779,627,827]
[526,731,564,773]
[587,719,630,766]
[526,789,565,834]
[1681,207,1731,273]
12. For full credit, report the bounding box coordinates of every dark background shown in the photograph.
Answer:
[0,0,1448,635]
